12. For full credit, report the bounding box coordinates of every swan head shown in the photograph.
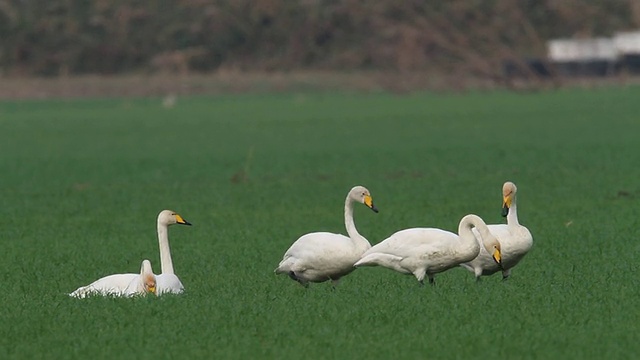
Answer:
[487,240,503,270]
[158,209,192,226]
[501,181,517,217]
[140,259,157,295]
[349,186,378,213]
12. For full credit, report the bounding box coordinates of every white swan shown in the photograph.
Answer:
[123,259,157,296]
[155,209,192,295]
[274,185,378,287]
[69,259,157,298]
[354,214,502,285]
[461,181,533,280]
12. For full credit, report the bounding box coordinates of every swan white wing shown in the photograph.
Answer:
[123,275,144,296]
[69,273,138,298]
[354,253,410,274]
[278,233,357,269]
[156,274,184,294]
[363,228,458,258]
[284,232,355,254]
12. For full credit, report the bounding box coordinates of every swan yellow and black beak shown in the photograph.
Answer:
[492,248,503,270]
[148,284,157,296]
[175,214,192,226]
[501,194,512,217]
[364,195,379,213]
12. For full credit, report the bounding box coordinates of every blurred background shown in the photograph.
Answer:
[2,0,640,98]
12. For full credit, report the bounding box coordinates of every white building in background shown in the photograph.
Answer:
[546,32,640,76]
[547,38,617,62]
[508,31,640,78]
[613,31,640,54]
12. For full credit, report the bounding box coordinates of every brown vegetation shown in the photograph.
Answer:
[1,0,639,94]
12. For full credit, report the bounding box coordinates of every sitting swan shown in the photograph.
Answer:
[354,214,502,285]
[70,259,157,298]
[154,210,192,295]
[461,181,533,280]
[123,259,157,296]
[274,186,378,287]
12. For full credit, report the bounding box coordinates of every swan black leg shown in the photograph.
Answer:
[502,269,511,281]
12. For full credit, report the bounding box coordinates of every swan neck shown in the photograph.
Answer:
[344,196,370,249]
[507,198,520,226]
[462,215,498,253]
[157,222,175,275]
[458,216,484,255]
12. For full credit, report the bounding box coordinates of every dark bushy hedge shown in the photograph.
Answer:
[1,0,636,78]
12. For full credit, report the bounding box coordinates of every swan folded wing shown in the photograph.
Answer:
[284,232,351,253]
[282,233,358,264]
[365,228,457,257]
[156,274,184,295]
[69,273,138,298]
[123,275,144,296]
[354,253,404,268]
[416,244,463,272]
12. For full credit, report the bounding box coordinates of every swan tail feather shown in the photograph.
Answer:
[274,257,295,274]
[69,286,92,299]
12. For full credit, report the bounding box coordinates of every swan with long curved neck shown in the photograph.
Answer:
[70,259,157,298]
[274,186,378,287]
[461,181,533,280]
[155,209,191,294]
[355,214,502,285]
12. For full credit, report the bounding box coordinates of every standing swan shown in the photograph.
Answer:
[274,186,378,287]
[355,214,502,285]
[69,259,157,298]
[155,210,192,294]
[461,181,533,280]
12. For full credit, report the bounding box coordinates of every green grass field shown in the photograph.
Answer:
[1,86,639,359]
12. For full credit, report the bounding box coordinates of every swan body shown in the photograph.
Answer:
[461,182,533,280]
[274,186,378,287]
[355,214,502,285]
[154,210,192,295]
[70,259,157,298]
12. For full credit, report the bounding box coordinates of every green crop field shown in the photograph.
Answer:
[1,86,639,359]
